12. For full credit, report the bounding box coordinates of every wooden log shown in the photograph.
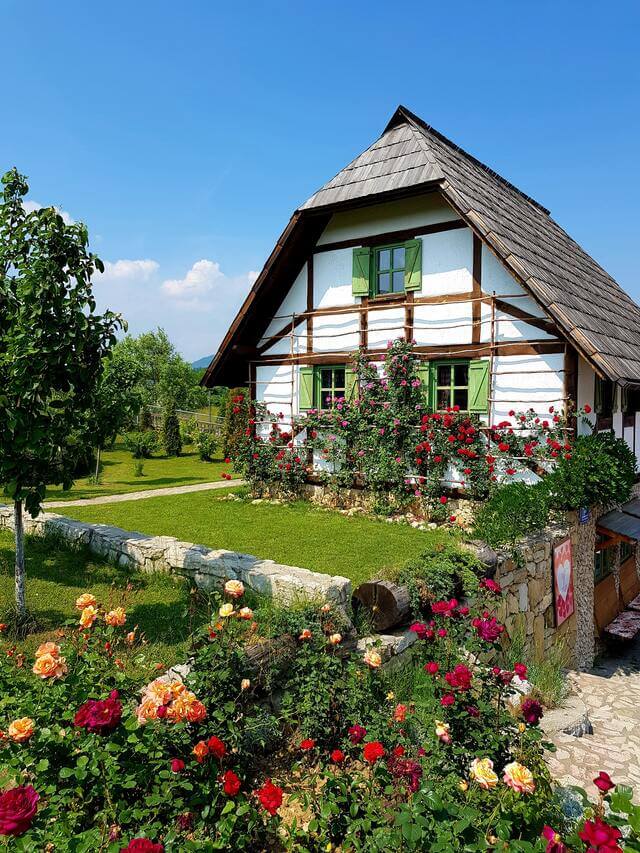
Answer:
[352,580,411,631]
[244,635,297,683]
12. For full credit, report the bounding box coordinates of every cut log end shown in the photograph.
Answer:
[352,580,411,631]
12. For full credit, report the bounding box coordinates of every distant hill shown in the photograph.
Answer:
[192,355,214,369]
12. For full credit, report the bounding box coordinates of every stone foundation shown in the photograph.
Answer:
[0,505,351,606]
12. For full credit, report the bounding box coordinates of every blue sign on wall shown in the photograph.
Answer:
[579,507,591,525]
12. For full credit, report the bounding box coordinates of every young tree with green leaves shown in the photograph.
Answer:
[0,168,122,621]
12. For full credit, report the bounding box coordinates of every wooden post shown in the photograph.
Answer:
[14,500,26,619]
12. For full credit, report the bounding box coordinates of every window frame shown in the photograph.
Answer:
[430,359,471,412]
[594,536,616,584]
[372,242,406,298]
[620,539,635,565]
[314,364,347,411]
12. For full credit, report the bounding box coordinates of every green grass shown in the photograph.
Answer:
[62,491,455,586]
[0,530,209,673]
[44,439,235,502]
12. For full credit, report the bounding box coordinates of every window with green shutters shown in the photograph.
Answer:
[351,239,422,297]
[299,365,356,411]
[419,358,489,413]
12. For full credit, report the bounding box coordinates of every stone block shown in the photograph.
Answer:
[518,583,529,612]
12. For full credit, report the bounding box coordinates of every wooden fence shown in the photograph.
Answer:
[145,407,225,436]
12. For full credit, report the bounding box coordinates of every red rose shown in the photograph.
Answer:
[424,662,439,675]
[299,738,315,751]
[348,724,366,744]
[444,664,472,691]
[578,817,621,850]
[119,839,164,852]
[73,691,122,735]
[0,785,39,837]
[330,749,345,764]
[207,736,226,760]
[514,663,527,679]
[170,758,185,773]
[541,825,567,853]
[362,741,385,763]
[222,770,241,796]
[584,404,592,414]
[440,693,455,707]
[439,496,447,505]
[593,771,615,793]
[256,779,283,816]
[392,745,405,757]
[520,698,544,725]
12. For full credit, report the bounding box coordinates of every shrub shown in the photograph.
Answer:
[124,430,158,459]
[222,388,249,459]
[548,430,637,510]
[391,543,483,616]
[133,460,145,477]
[162,407,182,457]
[195,430,218,461]
[472,480,553,548]
[179,416,199,445]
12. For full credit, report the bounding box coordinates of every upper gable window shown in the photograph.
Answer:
[375,245,405,295]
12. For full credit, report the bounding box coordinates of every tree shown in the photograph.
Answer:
[0,168,121,621]
[162,405,182,457]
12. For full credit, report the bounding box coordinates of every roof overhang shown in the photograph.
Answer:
[598,499,640,545]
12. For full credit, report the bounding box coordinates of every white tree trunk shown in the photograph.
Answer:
[95,446,101,481]
[14,499,26,618]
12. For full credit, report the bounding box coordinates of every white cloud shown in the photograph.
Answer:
[100,259,159,282]
[24,199,75,225]
[162,259,225,298]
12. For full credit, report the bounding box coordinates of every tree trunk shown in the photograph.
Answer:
[14,500,26,618]
[94,446,101,481]
[352,580,411,631]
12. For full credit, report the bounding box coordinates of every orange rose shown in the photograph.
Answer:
[238,607,254,620]
[363,649,382,668]
[328,633,342,646]
[8,717,35,742]
[193,740,209,763]
[32,652,68,680]
[79,606,98,629]
[125,630,137,646]
[136,698,160,724]
[75,593,97,610]
[35,641,60,659]
[299,629,312,640]
[224,580,245,599]
[184,699,207,723]
[105,608,126,627]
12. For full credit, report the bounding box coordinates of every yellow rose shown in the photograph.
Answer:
[241,678,251,691]
[75,593,97,610]
[32,652,68,680]
[469,757,498,789]
[8,717,35,742]
[363,649,382,668]
[219,603,234,618]
[224,580,245,598]
[328,633,342,645]
[35,641,60,659]
[105,607,126,627]
[435,720,451,743]
[459,780,469,792]
[79,605,98,629]
[503,761,535,794]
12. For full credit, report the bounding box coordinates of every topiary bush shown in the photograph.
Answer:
[547,430,637,510]
[195,430,218,462]
[124,430,159,459]
[162,407,182,457]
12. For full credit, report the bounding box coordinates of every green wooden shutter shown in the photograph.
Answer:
[352,247,371,297]
[417,362,431,409]
[345,366,357,401]
[468,359,489,413]
[404,239,422,292]
[299,366,314,411]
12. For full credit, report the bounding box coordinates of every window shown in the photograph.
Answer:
[432,361,470,411]
[620,540,635,564]
[594,537,616,583]
[595,377,614,417]
[315,365,346,410]
[375,244,405,296]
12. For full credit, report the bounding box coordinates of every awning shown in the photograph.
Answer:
[598,500,640,543]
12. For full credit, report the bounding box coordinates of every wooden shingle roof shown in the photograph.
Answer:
[302,106,640,385]
[203,106,640,388]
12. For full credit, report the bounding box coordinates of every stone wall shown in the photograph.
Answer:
[493,517,590,668]
[0,506,351,606]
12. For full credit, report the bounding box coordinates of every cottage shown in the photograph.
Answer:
[203,105,640,457]
[203,106,640,658]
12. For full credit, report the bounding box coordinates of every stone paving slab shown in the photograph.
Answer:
[43,479,245,507]
[544,638,640,799]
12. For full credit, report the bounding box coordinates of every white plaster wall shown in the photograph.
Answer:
[313,249,355,308]
[367,307,405,350]
[577,357,596,436]
[316,194,458,245]
[255,364,295,431]
[481,246,541,316]
[420,227,473,296]
[635,413,640,467]
[491,353,565,423]
[413,303,473,346]
[261,266,307,340]
[312,312,360,353]
[478,300,556,342]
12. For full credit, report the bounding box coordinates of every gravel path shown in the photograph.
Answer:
[43,479,245,508]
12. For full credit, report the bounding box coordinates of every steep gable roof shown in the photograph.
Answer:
[204,106,640,388]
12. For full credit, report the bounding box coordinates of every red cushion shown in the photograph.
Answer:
[605,609,640,640]
[627,593,640,613]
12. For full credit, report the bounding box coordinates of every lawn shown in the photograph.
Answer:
[0,529,207,673]
[62,490,455,585]
[44,439,235,502]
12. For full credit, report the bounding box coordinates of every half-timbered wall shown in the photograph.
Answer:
[253,193,634,462]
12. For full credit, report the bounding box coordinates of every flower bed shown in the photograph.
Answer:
[1,580,637,850]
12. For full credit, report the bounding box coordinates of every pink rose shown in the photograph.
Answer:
[0,785,39,837]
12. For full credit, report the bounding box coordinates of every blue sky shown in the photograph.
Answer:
[3,0,639,361]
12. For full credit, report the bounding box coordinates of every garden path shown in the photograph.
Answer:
[545,637,640,797]
[43,479,245,508]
